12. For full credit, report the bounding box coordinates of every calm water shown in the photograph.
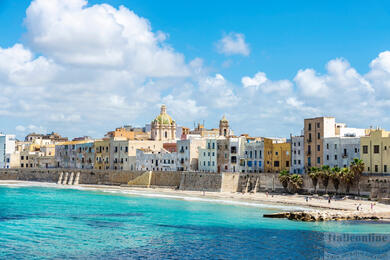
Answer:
[1,184,390,259]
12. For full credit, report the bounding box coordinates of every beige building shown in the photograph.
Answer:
[110,138,163,171]
[360,129,390,174]
[304,117,337,169]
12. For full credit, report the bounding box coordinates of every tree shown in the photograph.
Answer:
[350,158,365,196]
[308,167,320,194]
[320,165,331,194]
[341,167,355,194]
[330,167,341,195]
[278,170,290,192]
[289,174,303,193]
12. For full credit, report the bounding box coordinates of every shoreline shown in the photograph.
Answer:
[2,180,390,220]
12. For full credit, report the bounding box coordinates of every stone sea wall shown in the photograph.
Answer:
[1,169,390,202]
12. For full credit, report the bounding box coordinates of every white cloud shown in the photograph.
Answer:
[241,72,292,94]
[25,0,189,77]
[199,74,239,108]
[2,0,390,139]
[216,33,250,56]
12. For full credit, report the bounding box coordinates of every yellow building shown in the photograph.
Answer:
[264,138,291,173]
[94,139,110,170]
[360,129,390,174]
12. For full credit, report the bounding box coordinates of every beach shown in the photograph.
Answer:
[2,180,390,220]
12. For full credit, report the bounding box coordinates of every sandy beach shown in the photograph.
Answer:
[2,180,390,220]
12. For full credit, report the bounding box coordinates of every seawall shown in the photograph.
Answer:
[1,169,390,202]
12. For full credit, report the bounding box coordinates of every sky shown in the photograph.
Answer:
[1,0,390,139]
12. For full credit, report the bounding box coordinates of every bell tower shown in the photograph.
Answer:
[219,115,229,137]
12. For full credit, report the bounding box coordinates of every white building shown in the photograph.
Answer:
[323,127,366,168]
[198,139,218,172]
[291,135,304,174]
[241,138,264,173]
[177,137,206,171]
[227,136,246,173]
[0,134,16,168]
[136,148,177,171]
[323,137,360,168]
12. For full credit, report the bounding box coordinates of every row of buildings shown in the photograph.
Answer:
[1,106,390,175]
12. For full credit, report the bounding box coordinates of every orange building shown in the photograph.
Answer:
[264,138,291,173]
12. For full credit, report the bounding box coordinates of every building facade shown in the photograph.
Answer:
[177,138,206,171]
[264,138,291,173]
[304,117,337,169]
[241,138,264,173]
[323,137,361,169]
[361,129,390,174]
[198,139,218,172]
[136,149,177,171]
[0,134,16,168]
[291,135,304,174]
[94,139,110,170]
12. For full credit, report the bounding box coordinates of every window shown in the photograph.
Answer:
[375,165,378,173]
[298,142,301,146]
[317,122,320,128]
[298,160,301,165]
[335,155,337,160]
[326,143,329,149]
[385,165,387,173]
[343,149,347,156]
[317,145,320,152]
[317,133,320,139]
[308,123,312,131]
[309,133,312,141]
[374,145,380,154]
[274,161,280,167]
[326,155,329,161]
[298,150,300,155]
[363,145,368,154]
[165,131,168,138]
[317,157,320,164]
[355,148,358,153]
[294,142,296,147]
[286,161,289,167]
[294,160,297,165]
[334,144,337,150]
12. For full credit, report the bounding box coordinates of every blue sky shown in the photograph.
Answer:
[1,0,390,139]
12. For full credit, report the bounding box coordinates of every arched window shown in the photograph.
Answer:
[165,131,168,138]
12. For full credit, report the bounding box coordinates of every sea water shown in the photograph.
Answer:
[0,184,390,259]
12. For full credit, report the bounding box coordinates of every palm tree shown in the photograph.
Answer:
[350,158,365,196]
[278,170,290,192]
[341,167,355,194]
[330,167,341,195]
[320,165,331,194]
[308,167,320,194]
[289,174,303,193]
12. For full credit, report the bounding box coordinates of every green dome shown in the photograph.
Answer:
[153,105,174,125]
[154,114,173,124]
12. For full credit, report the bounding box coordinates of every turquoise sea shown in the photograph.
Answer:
[1,184,390,259]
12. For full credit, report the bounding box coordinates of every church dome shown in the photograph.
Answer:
[153,105,174,125]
